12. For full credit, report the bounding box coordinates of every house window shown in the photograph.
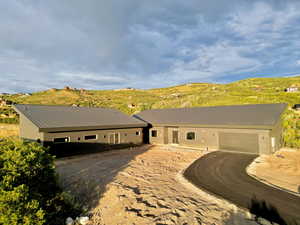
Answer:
[104,135,106,138]
[53,137,70,143]
[151,130,157,137]
[84,135,97,140]
[136,131,140,136]
[186,132,195,140]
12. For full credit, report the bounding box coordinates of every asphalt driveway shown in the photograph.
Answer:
[184,151,300,225]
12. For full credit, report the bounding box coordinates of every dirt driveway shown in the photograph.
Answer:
[56,145,257,225]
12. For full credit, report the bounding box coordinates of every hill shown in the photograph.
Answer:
[1,76,299,147]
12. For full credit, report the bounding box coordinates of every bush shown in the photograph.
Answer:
[0,138,81,225]
[0,117,19,124]
[282,110,300,148]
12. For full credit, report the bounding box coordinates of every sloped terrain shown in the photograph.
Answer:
[3,76,300,114]
[56,146,258,225]
[1,76,300,147]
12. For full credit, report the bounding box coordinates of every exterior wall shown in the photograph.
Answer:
[258,132,271,155]
[19,115,43,140]
[170,127,218,149]
[149,125,273,154]
[269,120,283,153]
[163,127,169,144]
[149,126,165,144]
[42,127,143,144]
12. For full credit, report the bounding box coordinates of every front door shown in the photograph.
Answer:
[114,133,120,144]
[172,130,179,144]
[109,133,120,144]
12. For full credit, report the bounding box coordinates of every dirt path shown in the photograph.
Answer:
[56,145,257,225]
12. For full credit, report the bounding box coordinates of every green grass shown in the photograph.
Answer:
[1,76,300,147]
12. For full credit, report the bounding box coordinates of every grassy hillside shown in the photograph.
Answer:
[2,76,300,113]
[1,76,299,147]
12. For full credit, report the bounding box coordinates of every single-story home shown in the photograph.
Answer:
[13,104,147,145]
[135,103,287,155]
[14,103,287,155]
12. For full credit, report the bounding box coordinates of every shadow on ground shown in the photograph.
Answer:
[45,141,142,158]
[55,144,152,212]
[248,195,299,225]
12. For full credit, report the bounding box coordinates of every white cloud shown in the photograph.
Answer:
[162,42,262,84]
[57,72,126,83]
[0,0,300,93]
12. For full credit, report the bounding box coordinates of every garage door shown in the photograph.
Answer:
[219,132,259,154]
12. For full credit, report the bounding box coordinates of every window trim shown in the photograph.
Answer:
[84,134,98,141]
[186,131,196,140]
[136,131,140,136]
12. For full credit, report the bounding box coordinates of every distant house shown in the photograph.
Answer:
[135,104,287,155]
[13,104,147,146]
[293,104,300,111]
[285,86,299,92]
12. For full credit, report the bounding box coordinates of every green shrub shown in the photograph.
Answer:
[282,110,300,148]
[0,117,19,124]
[0,138,81,225]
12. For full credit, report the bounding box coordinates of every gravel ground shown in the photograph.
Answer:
[56,145,257,225]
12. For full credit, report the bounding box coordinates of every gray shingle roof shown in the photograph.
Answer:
[135,103,287,128]
[14,104,147,132]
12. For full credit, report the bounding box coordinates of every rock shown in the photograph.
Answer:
[170,93,182,98]
[65,217,74,225]
[128,103,136,108]
[257,217,272,225]
[245,211,253,219]
[76,216,89,225]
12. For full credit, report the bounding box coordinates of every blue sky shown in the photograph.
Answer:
[0,0,300,93]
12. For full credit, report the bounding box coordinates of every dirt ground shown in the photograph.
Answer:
[247,148,300,194]
[56,145,257,225]
[0,123,19,137]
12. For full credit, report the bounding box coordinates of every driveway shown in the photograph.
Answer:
[184,151,300,225]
